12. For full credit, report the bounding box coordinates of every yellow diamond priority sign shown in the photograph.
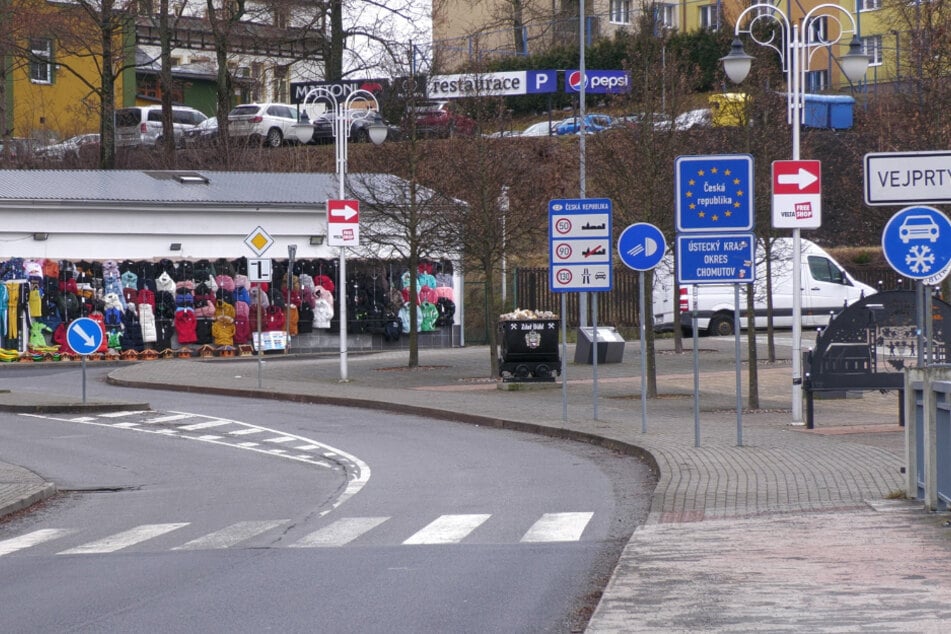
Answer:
[244,226,274,256]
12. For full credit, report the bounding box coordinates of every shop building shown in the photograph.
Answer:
[0,170,463,359]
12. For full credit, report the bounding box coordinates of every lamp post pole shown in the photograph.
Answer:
[722,3,868,424]
[301,87,388,382]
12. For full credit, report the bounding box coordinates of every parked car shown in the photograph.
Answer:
[0,137,42,159]
[617,112,673,131]
[554,114,615,135]
[227,102,311,147]
[179,116,219,148]
[407,100,478,138]
[115,105,207,148]
[673,108,712,131]
[309,109,400,144]
[520,121,557,137]
[37,133,100,160]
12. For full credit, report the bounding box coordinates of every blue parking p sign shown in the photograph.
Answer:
[882,205,951,282]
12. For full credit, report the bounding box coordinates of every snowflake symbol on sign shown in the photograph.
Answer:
[906,244,936,273]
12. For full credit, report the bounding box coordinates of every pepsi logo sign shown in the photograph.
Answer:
[567,71,587,91]
[564,70,631,94]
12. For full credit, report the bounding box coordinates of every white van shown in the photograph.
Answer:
[115,105,207,147]
[652,237,877,336]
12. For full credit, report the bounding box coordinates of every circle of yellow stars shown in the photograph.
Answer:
[684,166,745,223]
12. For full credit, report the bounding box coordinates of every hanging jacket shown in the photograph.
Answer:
[138,303,157,343]
[174,309,198,344]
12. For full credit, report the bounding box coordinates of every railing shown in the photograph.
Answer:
[905,366,951,511]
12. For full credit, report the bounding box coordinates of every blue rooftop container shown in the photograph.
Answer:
[803,94,855,130]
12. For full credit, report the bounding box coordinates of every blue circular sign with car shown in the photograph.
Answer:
[882,205,951,281]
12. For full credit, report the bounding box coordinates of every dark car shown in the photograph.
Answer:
[310,109,400,144]
[180,116,219,148]
[407,101,478,138]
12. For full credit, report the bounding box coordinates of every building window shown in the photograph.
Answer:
[862,35,883,66]
[804,70,828,92]
[610,0,631,24]
[654,3,676,29]
[29,38,53,84]
[699,5,719,31]
[807,17,828,43]
[858,0,881,10]
[272,65,288,102]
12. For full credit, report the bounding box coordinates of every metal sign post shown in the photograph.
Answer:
[617,223,667,433]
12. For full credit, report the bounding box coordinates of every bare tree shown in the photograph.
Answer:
[350,128,460,368]
[429,121,550,376]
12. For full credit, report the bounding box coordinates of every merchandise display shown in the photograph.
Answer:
[0,257,456,361]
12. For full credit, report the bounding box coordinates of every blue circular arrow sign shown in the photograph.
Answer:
[66,317,104,355]
[617,223,667,271]
[882,205,951,281]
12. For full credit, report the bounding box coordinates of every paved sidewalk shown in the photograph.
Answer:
[3,337,950,631]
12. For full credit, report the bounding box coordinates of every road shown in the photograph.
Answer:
[0,368,655,633]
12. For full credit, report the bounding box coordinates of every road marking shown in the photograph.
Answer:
[111,422,141,429]
[292,517,390,547]
[179,420,232,431]
[0,529,73,556]
[143,414,193,424]
[173,520,288,550]
[97,411,150,418]
[229,428,264,436]
[521,512,594,542]
[403,514,491,545]
[57,523,189,554]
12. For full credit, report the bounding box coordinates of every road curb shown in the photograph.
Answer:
[0,482,57,519]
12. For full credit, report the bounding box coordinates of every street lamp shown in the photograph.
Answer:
[302,87,388,381]
[721,3,869,423]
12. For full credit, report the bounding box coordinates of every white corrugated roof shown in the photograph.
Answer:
[0,170,347,206]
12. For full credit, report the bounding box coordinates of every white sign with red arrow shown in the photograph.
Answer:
[772,160,822,229]
[327,198,360,247]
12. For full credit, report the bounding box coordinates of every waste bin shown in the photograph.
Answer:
[498,318,560,382]
[574,326,625,364]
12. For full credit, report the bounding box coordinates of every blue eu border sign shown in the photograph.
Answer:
[677,233,756,285]
[676,154,754,233]
[549,198,613,293]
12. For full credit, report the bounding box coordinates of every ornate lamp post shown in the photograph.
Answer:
[721,3,868,423]
[302,87,388,381]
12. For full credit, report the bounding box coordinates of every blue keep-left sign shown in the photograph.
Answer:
[882,205,951,282]
[66,317,103,355]
[618,223,666,271]
[676,154,754,233]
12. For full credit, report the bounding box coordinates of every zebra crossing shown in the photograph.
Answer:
[0,512,596,557]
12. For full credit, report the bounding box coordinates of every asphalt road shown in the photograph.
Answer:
[0,370,655,632]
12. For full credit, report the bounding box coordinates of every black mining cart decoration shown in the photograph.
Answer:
[498,309,560,382]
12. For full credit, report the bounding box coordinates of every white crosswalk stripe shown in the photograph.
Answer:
[57,523,189,554]
[178,420,232,431]
[292,517,390,547]
[520,512,594,542]
[173,520,288,550]
[2,512,596,556]
[143,414,194,424]
[0,529,74,556]
[403,514,491,545]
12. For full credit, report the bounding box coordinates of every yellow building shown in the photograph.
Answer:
[433,1,898,90]
[4,1,131,142]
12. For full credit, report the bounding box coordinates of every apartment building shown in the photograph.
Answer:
[2,1,324,142]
